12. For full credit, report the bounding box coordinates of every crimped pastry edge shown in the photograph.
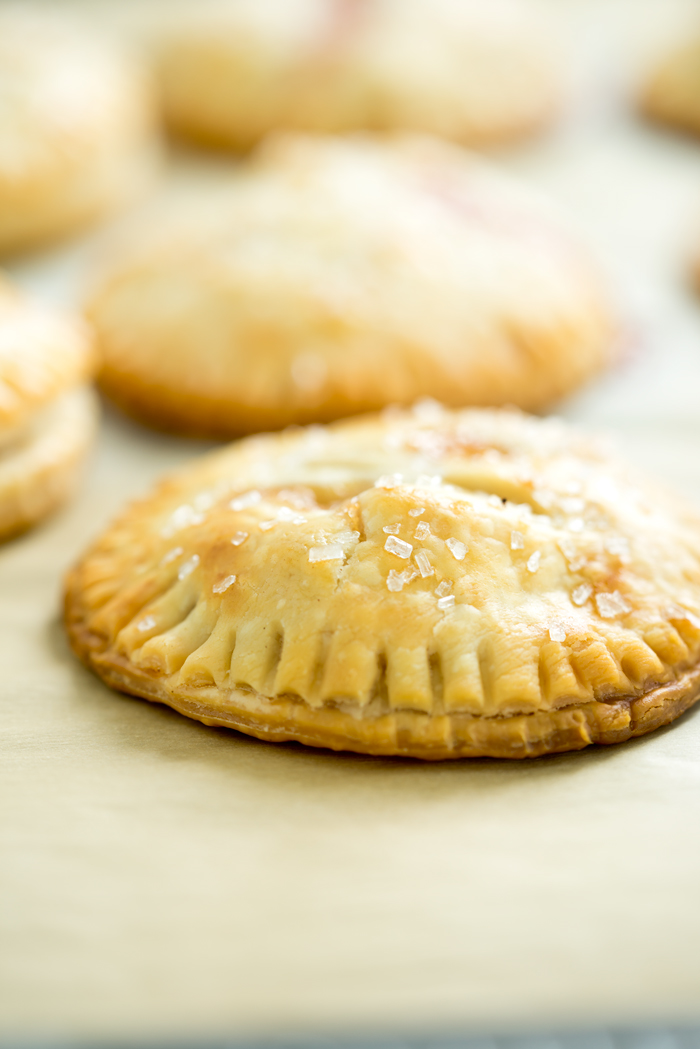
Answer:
[64,593,700,760]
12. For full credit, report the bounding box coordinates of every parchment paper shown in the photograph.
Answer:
[3,0,700,1041]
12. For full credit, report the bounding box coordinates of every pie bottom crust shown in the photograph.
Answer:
[66,611,700,759]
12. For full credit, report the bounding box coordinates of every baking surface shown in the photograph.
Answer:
[3,0,700,1041]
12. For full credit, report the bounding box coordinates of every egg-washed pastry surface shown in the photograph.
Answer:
[641,38,700,137]
[65,405,700,759]
[0,275,97,539]
[157,0,559,150]
[0,5,157,255]
[88,134,613,438]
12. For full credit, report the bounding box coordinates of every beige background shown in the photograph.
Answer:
[3,0,700,1041]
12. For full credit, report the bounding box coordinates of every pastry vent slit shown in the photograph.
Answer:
[567,653,588,695]
[371,652,389,710]
[311,630,333,696]
[266,626,285,693]
[477,639,493,707]
[537,645,549,702]
[428,651,444,713]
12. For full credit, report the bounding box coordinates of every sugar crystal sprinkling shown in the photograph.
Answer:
[412,397,444,423]
[558,538,576,560]
[230,490,261,511]
[408,507,425,517]
[385,535,412,559]
[568,517,585,533]
[510,530,524,551]
[437,595,455,611]
[231,531,248,546]
[275,506,307,524]
[572,583,592,606]
[178,554,200,580]
[276,489,307,509]
[162,504,205,537]
[445,537,466,561]
[193,492,214,512]
[259,520,277,531]
[414,521,431,540]
[416,474,442,487]
[435,580,453,598]
[526,551,541,573]
[549,624,567,643]
[386,565,419,592]
[309,544,344,563]
[561,497,585,515]
[533,489,554,509]
[383,523,401,534]
[596,591,631,618]
[161,546,183,565]
[335,530,360,544]
[213,574,237,594]
[375,473,403,489]
[137,615,156,632]
[605,536,630,563]
[414,550,434,578]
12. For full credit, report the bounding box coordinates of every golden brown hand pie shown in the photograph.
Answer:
[156,0,559,151]
[0,6,158,255]
[65,405,700,759]
[0,275,97,539]
[640,38,700,137]
[88,134,614,438]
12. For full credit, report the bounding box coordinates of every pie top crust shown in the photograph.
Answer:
[0,275,95,436]
[66,405,700,755]
[88,134,613,436]
[157,0,559,149]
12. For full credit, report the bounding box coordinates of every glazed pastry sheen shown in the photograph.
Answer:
[65,405,700,759]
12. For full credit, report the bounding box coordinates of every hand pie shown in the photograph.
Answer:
[0,6,157,255]
[640,38,700,137]
[65,405,700,760]
[87,134,614,438]
[156,0,559,151]
[0,275,97,540]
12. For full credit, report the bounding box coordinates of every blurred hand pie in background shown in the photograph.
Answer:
[64,404,700,759]
[87,134,615,439]
[155,0,560,151]
[640,35,700,138]
[0,274,97,540]
[0,5,159,256]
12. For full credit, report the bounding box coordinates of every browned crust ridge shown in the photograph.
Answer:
[65,581,700,760]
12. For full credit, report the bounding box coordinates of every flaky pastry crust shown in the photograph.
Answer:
[88,135,614,438]
[157,0,559,151]
[65,405,700,759]
[0,6,157,255]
